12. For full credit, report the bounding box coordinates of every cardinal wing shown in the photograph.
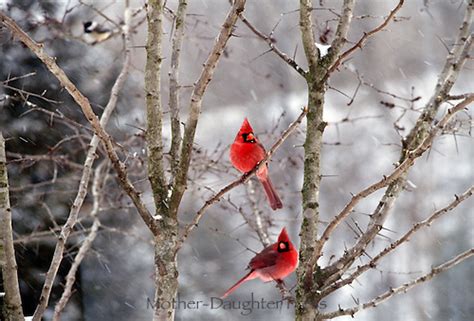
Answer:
[249,245,278,270]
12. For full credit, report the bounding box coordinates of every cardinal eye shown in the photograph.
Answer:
[278,241,289,252]
[242,132,256,143]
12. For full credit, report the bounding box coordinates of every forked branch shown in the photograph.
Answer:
[169,0,247,213]
[326,0,405,77]
[239,14,307,77]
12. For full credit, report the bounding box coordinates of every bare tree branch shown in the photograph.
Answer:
[168,0,188,186]
[146,0,169,217]
[0,132,25,321]
[0,10,159,238]
[52,161,109,320]
[0,95,94,134]
[7,152,84,171]
[169,0,247,214]
[245,181,271,245]
[238,14,307,77]
[1,82,61,104]
[177,107,308,249]
[403,22,473,156]
[322,0,356,69]
[320,185,474,297]
[326,0,405,76]
[299,0,321,72]
[320,248,474,319]
[13,228,91,245]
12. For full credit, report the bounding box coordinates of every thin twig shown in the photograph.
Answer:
[1,83,61,104]
[7,152,83,171]
[2,94,94,133]
[13,228,91,245]
[239,14,306,77]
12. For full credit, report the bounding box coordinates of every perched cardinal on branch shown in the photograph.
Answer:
[230,118,283,210]
[222,227,298,298]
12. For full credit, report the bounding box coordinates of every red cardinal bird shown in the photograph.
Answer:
[222,227,298,298]
[230,118,283,210]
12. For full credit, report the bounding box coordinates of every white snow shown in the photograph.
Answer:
[315,42,331,57]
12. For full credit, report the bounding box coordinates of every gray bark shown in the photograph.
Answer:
[0,132,25,321]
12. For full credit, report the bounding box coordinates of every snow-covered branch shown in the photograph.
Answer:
[323,0,355,69]
[299,0,322,72]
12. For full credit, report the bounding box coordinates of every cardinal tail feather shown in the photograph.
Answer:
[259,176,283,210]
[222,270,256,299]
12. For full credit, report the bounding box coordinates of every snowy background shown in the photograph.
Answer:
[0,0,473,320]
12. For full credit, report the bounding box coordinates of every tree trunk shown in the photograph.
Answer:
[152,218,179,321]
[296,80,327,321]
[0,132,25,321]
